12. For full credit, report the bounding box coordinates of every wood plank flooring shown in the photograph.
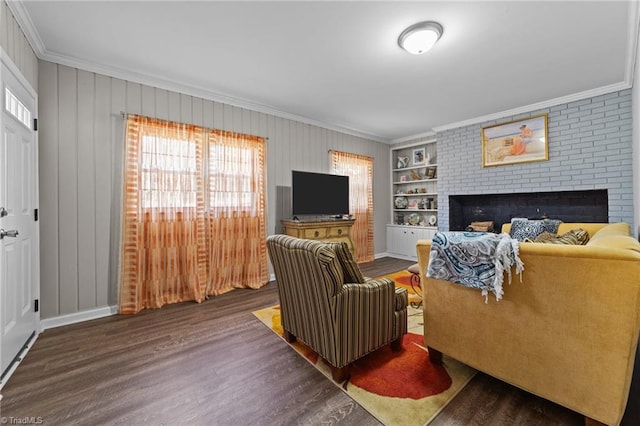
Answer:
[0,257,637,425]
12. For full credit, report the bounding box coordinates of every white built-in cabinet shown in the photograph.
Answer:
[387,138,438,259]
[387,226,437,259]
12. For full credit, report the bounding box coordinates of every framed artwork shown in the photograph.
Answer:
[481,114,548,167]
[412,148,426,165]
[425,167,436,179]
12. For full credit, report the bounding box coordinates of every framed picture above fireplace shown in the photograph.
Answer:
[481,114,548,167]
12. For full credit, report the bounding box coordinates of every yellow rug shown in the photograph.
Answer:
[253,270,476,426]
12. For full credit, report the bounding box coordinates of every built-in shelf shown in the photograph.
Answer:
[390,139,438,230]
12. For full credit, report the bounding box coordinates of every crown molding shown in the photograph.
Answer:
[391,130,436,145]
[432,81,631,134]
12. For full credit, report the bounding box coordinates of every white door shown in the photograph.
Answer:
[0,53,39,382]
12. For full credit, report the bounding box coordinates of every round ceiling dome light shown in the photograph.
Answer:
[398,21,443,55]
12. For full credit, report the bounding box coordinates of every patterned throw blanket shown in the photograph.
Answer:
[426,232,524,302]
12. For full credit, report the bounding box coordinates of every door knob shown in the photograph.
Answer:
[0,229,19,239]
[0,207,7,217]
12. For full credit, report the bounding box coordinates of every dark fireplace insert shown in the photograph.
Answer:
[449,189,608,232]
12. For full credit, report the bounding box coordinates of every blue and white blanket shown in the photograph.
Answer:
[426,231,524,302]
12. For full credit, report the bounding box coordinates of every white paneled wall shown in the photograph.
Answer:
[0,0,38,90]
[38,61,391,319]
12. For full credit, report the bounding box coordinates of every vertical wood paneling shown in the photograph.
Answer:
[57,65,79,315]
[155,88,169,120]
[192,97,203,127]
[180,94,192,123]
[76,70,96,310]
[202,99,214,129]
[38,61,59,318]
[37,60,391,319]
[141,85,155,117]
[213,101,223,128]
[94,74,111,307]
[168,91,180,122]
[0,1,38,90]
[108,79,126,306]
[125,81,141,116]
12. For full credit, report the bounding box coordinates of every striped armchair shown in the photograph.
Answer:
[266,234,408,382]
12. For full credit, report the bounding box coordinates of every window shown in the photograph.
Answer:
[208,144,255,210]
[140,135,198,208]
[4,87,31,129]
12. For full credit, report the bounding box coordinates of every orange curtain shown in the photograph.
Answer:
[206,130,268,295]
[119,115,268,314]
[330,151,374,263]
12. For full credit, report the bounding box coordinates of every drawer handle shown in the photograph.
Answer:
[337,229,342,235]
[314,231,320,237]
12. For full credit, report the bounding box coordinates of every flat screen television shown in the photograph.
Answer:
[292,170,350,217]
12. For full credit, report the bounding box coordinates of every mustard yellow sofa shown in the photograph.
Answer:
[416,222,640,426]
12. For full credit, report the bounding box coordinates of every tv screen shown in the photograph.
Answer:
[292,170,350,217]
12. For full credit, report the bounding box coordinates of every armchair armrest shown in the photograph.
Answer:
[332,278,405,366]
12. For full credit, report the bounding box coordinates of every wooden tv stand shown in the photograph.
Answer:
[281,219,356,256]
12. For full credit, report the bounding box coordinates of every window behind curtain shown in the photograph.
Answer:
[119,115,268,314]
[331,151,374,263]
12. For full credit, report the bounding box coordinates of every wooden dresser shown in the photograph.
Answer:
[281,219,356,256]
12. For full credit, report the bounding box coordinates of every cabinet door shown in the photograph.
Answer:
[423,228,437,241]
[401,227,421,258]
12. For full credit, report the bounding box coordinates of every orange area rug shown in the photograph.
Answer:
[252,270,476,425]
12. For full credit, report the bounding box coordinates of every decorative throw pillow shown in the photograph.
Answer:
[540,219,562,234]
[510,219,562,242]
[532,228,590,245]
[509,220,547,241]
[327,242,365,284]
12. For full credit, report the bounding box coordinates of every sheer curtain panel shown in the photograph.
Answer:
[206,130,268,295]
[330,151,374,263]
[119,115,268,314]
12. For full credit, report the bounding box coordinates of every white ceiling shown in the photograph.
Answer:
[10,1,638,142]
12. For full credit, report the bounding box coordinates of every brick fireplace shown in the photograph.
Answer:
[448,189,608,232]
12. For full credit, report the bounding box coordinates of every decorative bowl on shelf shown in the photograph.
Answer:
[394,196,408,209]
[407,213,421,225]
[428,215,437,226]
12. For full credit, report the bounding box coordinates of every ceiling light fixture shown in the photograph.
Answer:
[398,21,443,55]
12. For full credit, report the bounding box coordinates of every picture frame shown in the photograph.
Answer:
[425,167,436,179]
[481,114,548,167]
[412,148,426,166]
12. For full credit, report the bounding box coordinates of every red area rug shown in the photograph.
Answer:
[253,270,476,425]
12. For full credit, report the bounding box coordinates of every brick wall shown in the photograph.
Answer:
[436,89,633,230]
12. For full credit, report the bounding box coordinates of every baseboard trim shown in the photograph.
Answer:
[40,305,119,331]
[384,253,418,262]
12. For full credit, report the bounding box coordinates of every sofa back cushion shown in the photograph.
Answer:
[586,234,640,253]
[589,222,631,241]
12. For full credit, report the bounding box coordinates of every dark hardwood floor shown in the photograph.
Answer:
[0,257,636,425]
